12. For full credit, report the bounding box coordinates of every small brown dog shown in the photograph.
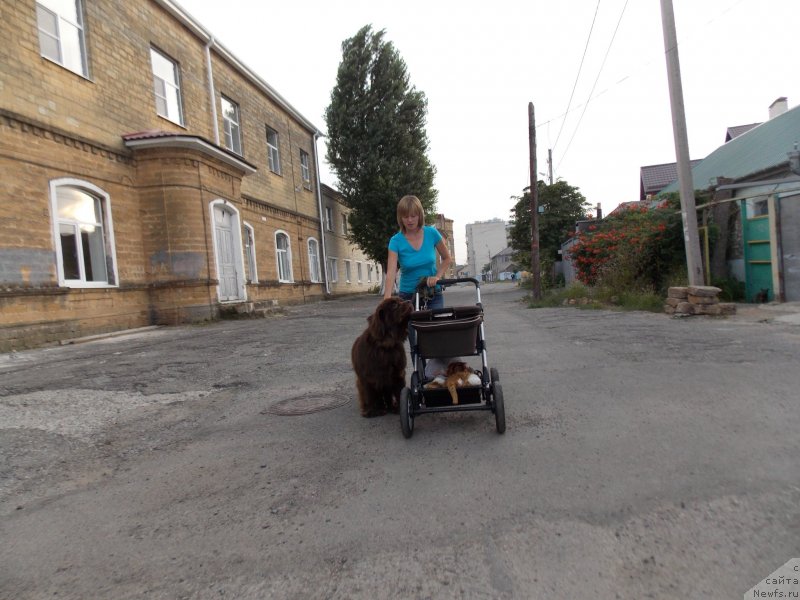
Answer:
[424,361,481,404]
[351,297,413,417]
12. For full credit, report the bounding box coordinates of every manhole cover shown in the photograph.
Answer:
[264,393,351,416]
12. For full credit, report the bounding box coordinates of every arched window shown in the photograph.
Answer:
[275,231,293,282]
[49,178,118,287]
[243,222,258,283]
[307,238,321,283]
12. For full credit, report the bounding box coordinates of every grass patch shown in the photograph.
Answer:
[526,283,663,313]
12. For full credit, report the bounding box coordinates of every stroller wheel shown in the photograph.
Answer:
[490,367,500,383]
[493,382,506,434]
[400,387,414,438]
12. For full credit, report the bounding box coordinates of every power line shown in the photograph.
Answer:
[556,0,630,171]
[538,0,749,134]
[551,0,601,153]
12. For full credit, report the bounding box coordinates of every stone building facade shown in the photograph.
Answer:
[320,185,383,294]
[0,0,327,350]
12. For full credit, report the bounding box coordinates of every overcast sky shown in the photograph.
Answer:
[180,0,800,264]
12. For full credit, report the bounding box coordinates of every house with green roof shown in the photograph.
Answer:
[660,99,800,303]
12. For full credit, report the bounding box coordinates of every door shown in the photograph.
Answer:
[741,197,773,302]
[214,206,242,301]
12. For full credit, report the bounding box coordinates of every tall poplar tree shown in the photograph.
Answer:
[325,25,437,270]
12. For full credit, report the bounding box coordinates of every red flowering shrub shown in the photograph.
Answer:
[567,198,684,292]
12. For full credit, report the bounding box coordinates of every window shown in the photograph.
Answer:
[367,264,373,283]
[327,257,338,283]
[266,127,281,174]
[307,238,321,283]
[746,196,769,219]
[344,260,352,283]
[50,179,118,287]
[150,48,183,125]
[324,206,333,231]
[222,96,242,155]
[341,214,348,235]
[300,150,311,186]
[244,223,257,283]
[275,231,293,282]
[356,262,363,283]
[37,0,87,77]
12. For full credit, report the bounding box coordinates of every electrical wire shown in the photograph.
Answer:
[556,0,629,171]
[551,0,602,154]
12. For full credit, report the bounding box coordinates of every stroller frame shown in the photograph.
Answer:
[400,277,506,437]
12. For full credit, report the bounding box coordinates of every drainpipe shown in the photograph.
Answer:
[204,37,220,146]
[312,132,330,295]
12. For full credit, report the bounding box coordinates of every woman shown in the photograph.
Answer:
[384,195,452,310]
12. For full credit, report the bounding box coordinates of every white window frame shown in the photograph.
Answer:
[275,230,293,283]
[243,222,258,283]
[266,126,281,174]
[307,238,321,283]
[356,261,363,283]
[344,260,352,283]
[327,257,338,283]
[300,150,311,186]
[37,0,88,77]
[221,95,242,155]
[367,264,373,283]
[49,178,119,288]
[324,206,333,232]
[150,47,184,125]
[341,214,348,236]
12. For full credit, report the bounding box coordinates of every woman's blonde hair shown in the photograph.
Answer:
[396,195,425,233]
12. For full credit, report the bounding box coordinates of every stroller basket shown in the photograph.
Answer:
[410,306,483,357]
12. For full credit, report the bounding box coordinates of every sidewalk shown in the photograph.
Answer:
[730,300,800,325]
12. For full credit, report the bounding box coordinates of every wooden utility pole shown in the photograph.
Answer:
[660,0,704,286]
[528,102,542,299]
[547,149,553,185]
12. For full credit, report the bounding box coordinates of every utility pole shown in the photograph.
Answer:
[660,0,704,286]
[547,148,553,185]
[528,102,542,299]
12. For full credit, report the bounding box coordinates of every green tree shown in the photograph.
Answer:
[324,25,437,270]
[508,180,590,268]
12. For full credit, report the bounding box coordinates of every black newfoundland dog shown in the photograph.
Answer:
[351,297,413,417]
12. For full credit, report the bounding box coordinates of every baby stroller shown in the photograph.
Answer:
[399,277,505,438]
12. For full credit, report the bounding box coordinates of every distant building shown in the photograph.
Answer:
[320,185,382,294]
[464,219,508,280]
[434,214,457,279]
[489,247,515,281]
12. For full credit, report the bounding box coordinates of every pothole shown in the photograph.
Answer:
[264,393,351,416]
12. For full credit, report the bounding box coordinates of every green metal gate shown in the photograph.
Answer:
[741,197,773,302]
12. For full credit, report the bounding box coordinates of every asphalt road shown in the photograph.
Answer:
[1,283,799,599]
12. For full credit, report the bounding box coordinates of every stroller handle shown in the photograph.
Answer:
[415,277,481,292]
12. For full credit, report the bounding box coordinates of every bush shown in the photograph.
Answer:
[566,197,686,295]
[712,277,745,302]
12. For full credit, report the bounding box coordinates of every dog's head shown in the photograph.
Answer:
[445,361,471,377]
[368,297,413,344]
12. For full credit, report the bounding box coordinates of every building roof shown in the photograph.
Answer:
[640,160,702,199]
[661,103,800,194]
[725,123,761,142]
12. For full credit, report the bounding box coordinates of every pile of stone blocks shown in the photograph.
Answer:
[664,286,737,317]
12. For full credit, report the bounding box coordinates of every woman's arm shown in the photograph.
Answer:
[425,239,453,288]
[384,250,399,299]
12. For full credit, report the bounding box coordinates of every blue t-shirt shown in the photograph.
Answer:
[388,226,443,294]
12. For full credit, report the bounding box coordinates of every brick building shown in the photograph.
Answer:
[0,0,328,351]
[320,184,383,294]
